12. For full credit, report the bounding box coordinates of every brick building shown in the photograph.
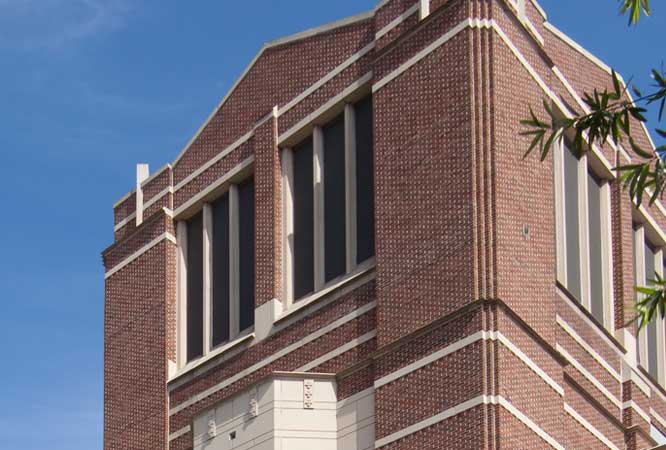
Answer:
[102,0,666,448]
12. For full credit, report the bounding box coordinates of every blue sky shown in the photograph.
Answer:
[0,1,662,449]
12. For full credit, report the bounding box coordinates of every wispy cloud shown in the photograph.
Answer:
[0,0,135,49]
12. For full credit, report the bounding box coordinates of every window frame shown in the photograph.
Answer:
[176,177,256,370]
[554,139,615,331]
[281,100,375,308]
[633,218,666,386]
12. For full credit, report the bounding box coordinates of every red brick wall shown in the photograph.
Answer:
[104,2,666,450]
[103,214,175,450]
[374,0,475,346]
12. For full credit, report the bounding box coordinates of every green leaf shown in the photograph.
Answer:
[629,137,654,159]
[621,0,650,25]
[636,164,650,206]
[629,106,648,122]
[652,69,666,87]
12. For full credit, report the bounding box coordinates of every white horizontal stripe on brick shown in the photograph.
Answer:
[374,3,419,40]
[113,212,136,232]
[626,368,651,397]
[169,301,376,415]
[373,18,480,92]
[112,188,135,209]
[623,400,651,424]
[543,22,610,74]
[278,43,375,117]
[556,315,622,382]
[564,403,621,450]
[495,331,564,396]
[337,387,375,408]
[170,10,372,166]
[557,344,622,410]
[528,0,547,19]
[140,163,171,188]
[497,396,565,450]
[375,395,565,449]
[105,232,177,279]
[545,25,657,168]
[374,331,485,389]
[143,186,173,210]
[297,330,376,372]
[113,188,174,232]
[173,156,254,217]
[551,67,630,165]
[174,130,254,192]
[375,395,486,448]
[168,425,190,442]
[652,408,666,431]
[374,330,564,396]
[278,72,373,144]
[490,20,621,177]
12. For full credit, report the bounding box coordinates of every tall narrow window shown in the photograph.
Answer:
[283,95,375,304]
[563,145,581,301]
[588,171,604,323]
[355,96,375,263]
[179,177,256,368]
[557,140,613,331]
[186,212,204,362]
[634,225,664,384]
[324,114,347,282]
[238,178,255,332]
[645,242,659,380]
[212,194,230,348]
[293,137,315,300]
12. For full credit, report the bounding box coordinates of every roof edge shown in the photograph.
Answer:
[170,9,374,167]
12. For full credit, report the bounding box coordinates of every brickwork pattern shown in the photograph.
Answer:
[103,2,666,450]
[374,15,475,345]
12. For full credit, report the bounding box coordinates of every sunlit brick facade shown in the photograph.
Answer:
[103,1,666,449]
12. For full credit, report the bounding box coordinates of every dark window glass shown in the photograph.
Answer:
[238,178,255,331]
[645,242,659,379]
[186,213,204,361]
[355,96,375,263]
[293,138,315,299]
[588,171,604,324]
[634,226,642,359]
[563,145,581,301]
[324,114,347,282]
[212,194,230,347]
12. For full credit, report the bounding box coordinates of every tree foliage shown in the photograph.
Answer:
[521,0,666,329]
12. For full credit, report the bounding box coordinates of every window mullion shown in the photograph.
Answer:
[345,104,357,275]
[229,184,240,339]
[635,226,648,366]
[554,141,568,285]
[578,155,592,311]
[313,126,325,291]
[176,221,188,369]
[600,182,614,331]
[202,204,213,355]
[282,148,295,307]
[654,249,666,385]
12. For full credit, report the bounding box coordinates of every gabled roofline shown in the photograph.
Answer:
[544,21,658,152]
[170,10,374,166]
[528,0,547,20]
